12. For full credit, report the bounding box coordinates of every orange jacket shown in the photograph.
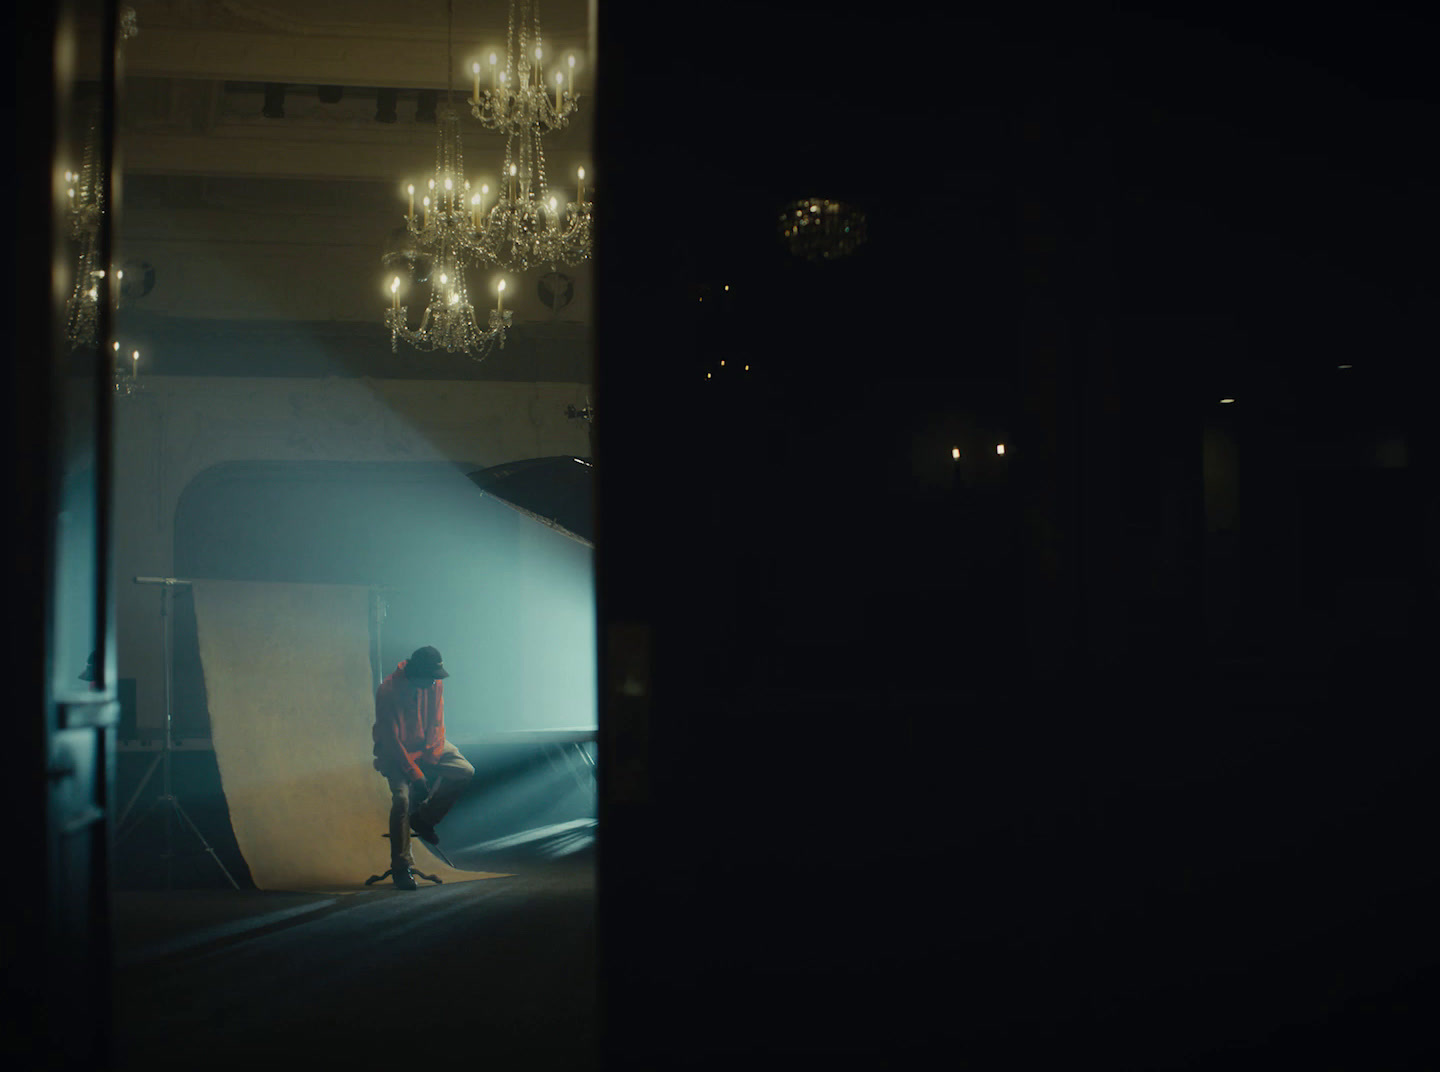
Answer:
[372,660,447,781]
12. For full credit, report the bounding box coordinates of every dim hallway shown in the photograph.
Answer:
[111,853,596,1072]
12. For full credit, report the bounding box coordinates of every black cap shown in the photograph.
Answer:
[406,646,450,680]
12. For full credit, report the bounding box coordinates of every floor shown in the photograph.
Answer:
[112,847,597,1072]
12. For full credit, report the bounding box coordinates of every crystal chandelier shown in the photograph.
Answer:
[779,199,868,261]
[384,0,591,358]
[466,0,591,271]
[64,111,109,351]
[66,10,146,395]
[384,102,512,356]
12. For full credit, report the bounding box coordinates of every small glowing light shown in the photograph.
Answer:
[489,52,497,66]
[423,196,431,207]
[706,372,712,379]
[578,167,585,180]
[449,292,459,305]
[535,47,543,62]
[810,204,819,212]
[556,72,564,86]
[132,350,139,362]
[568,55,576,69]
[497,279,507,292]
[724,284,730,291]
[64,170,72,182]
[510,164,517,176]
[472,194,480,206]
[428,179,435,190]
[407,184,415,195]
[87,288,98,300]
[112,341,119,351]
[1338,364,1353,369]
[1220,398,1235,404]
[481,183,490,194]
[720,360,725,366]
[390,276,400,293]
[996,444,1006,455]
[473,62,481,74]
[952,447,961,460]
[744,364,749,371]
[116,270,123,279]
[549,197,558,212]
[444,177,453,190]
[439,273,448,284]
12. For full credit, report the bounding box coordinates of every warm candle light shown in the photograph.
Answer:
[534,46,543,87]
[472,62,481,101]
[390,275,400,310]
[131,350,140,378]
[577,165,586,203]
[509,163,517,200]
[480,183,490,217]
[555,70,564,110]
[471,192,480,227]
[489,52,498,91]
[496,278,506,314]
[406,183,415,221]
[567,53,576,95]
[422,195,430,226]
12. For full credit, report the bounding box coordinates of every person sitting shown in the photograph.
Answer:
[372,645,474,890]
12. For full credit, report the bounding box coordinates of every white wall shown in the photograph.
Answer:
[114,374,591,731]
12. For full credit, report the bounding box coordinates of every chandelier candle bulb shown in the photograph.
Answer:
[390,276,400,310]
[555,71,563,110]
[490,52,498,89]
[472,62,481,101]
[496,278,506,314]
[567,53,575,94]
[131,350,139,378]
[577,166,585,203]
[407,184,414,222]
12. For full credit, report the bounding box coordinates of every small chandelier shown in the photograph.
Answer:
[67,9,146,394]
[63,111,109,352]
[779,199,867,261]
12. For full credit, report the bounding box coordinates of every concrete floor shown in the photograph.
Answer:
[112,850,596,1072]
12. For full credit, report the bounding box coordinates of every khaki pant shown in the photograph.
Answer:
[386,741,475,869]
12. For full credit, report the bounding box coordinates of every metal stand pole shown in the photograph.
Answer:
[119,577,239,889]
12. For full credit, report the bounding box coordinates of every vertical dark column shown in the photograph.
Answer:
[592,6,699,1069]
[8,2,63,1063]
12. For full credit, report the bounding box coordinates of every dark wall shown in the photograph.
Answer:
[595,5,1438,1068]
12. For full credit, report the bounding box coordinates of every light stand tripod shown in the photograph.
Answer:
[117,576,239,889]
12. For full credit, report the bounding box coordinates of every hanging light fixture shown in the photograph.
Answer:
[66,10,146,395]
[385,0,513,357]
[63,109,110,352]
[778,198,868,261]
[465,0,592,271]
